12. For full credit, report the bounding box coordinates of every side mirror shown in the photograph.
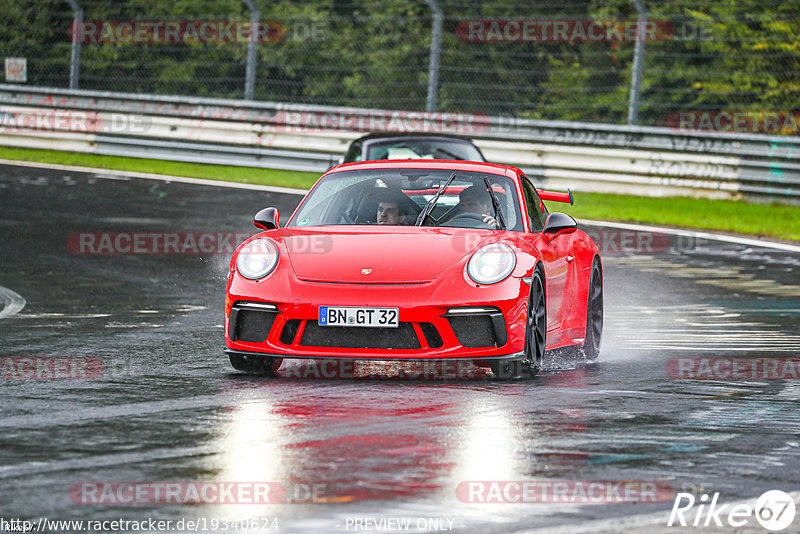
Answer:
[543,212,577,236]
[254,207,280,230]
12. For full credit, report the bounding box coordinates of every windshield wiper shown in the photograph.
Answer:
[483,176,507,230]
[416,172,457,226]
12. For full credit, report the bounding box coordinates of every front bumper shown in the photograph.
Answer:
[224,275,530,361]
[223,348,525,362]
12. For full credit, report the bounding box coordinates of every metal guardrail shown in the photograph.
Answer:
[1,85,799,202]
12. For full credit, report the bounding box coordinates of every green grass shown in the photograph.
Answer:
[0,146,320,190]
[2,146,799,241]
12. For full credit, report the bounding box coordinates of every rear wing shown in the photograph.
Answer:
[537,188,574,205]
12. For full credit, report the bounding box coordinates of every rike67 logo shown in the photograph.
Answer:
[668,490,796,531]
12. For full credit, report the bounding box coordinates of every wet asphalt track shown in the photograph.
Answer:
[1,163,800,533]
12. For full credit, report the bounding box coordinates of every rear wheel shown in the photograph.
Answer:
[229,353,282,376]
[583,258,603,360]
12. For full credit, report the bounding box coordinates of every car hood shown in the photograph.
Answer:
[273,226,496,284]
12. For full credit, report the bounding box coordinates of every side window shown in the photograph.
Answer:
[521,177,547,232]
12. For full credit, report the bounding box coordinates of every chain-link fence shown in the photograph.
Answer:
[2,0,799,131]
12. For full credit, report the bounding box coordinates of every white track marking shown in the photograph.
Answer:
[579,218,800,253]
[0,158,308,195]
[0,285,26,319]
[1,158,798,252]
[606,303,800,353]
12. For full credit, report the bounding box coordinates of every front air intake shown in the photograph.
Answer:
[229,302,279,343]
[444,307,507,348]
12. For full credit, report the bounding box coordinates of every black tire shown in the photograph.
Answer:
[583,258,603,361]
[489,267,546,380]
[490,359,523,380]
[525,267,547,377]
[229,353,282,376]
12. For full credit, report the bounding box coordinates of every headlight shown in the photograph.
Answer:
[236,238,279,280]
[467,243,516,285]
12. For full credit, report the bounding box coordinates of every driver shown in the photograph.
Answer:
[376,191,411,225]
[452,186,500,229]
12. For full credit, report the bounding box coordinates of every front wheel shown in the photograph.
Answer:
[525,267,547,376]
[525,269,547,376]
[490,359,524,380]
[490,267,546,380]
[583,258,603,360]
[229,353,282,376]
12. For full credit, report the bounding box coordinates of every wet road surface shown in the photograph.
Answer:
[2,163,800,533]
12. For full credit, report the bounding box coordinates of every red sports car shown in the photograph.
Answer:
[224,160,602,379]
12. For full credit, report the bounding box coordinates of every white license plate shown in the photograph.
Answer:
[318,306,399,328]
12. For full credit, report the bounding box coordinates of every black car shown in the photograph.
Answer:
[342,133,486,163]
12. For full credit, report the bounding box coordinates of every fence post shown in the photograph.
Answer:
[66,0,82,89]
[627,0,647,125]
[424,0,443,112]
[242,0,259,100]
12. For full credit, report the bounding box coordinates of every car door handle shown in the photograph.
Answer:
[566,255,575,263]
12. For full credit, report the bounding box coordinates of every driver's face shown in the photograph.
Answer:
[460,196,487,214]
[377,202,402,224]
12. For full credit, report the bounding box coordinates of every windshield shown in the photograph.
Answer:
[363,139,484,161]
[288,168,523,231]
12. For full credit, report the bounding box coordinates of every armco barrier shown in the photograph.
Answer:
[1,85,799,202]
